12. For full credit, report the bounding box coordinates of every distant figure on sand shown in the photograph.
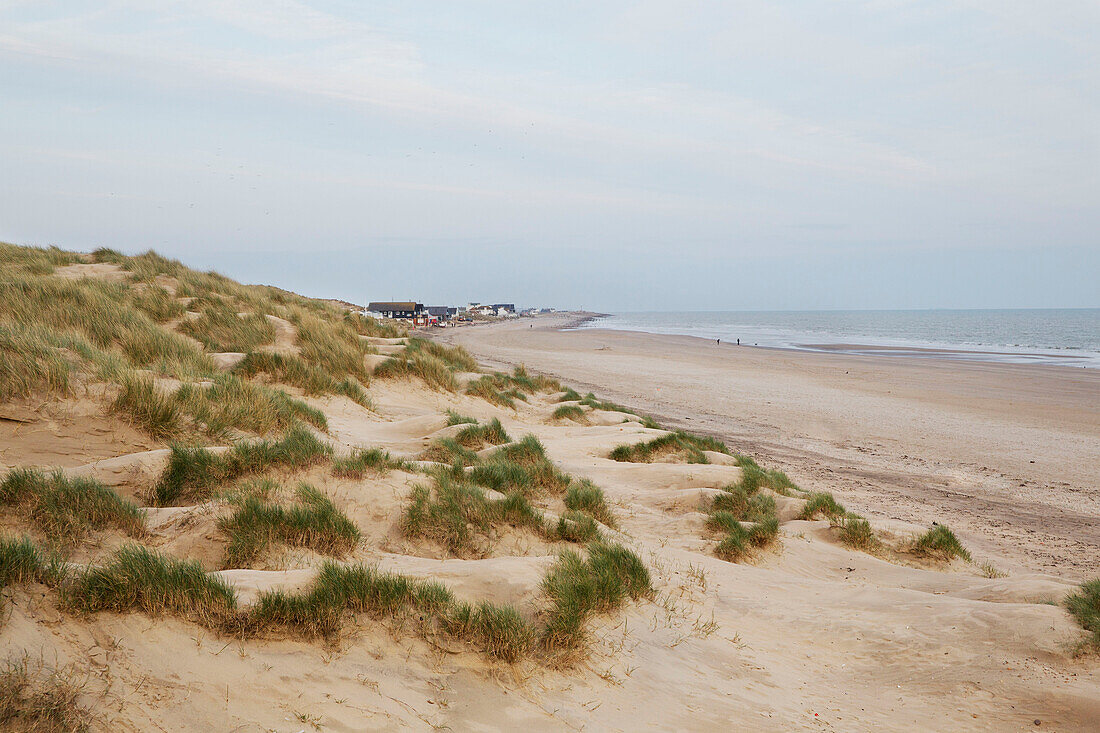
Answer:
[737,338,740,345]
[717,338,720,345]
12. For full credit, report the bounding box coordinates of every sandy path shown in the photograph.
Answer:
[437,315,1100,579]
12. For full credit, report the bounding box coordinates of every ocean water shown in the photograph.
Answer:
[576,309,1100,367]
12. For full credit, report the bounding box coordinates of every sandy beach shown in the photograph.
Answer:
[437,314,1100,579]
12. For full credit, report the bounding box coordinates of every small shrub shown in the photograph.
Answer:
[912,525,971,562]
[0,469,145,548]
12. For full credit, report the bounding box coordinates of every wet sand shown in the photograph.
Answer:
[437,314,1100,578]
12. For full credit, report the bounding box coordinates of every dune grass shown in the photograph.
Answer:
[453,418,510,449]
[0,323,74,401]
[64,545,237,624]
[240,561,534,660]
[1065,579,1100,651]
[420,438,480,466]
[374,354,459,392]
[151,426,332,506]
[404,338,478,372]
[0,656,92,733]
[563,480,616,528]
[445,410,478,426]
[558,388,582,402]
[835,515,880,551]
[402,476,548,555]
[130,283,185,323]
[220,483,360,567]
[234,352,371,409]
[713,517,779,561]
[554,511,601,543]
[344,311,407,339]
[734,461,798,495]
[540,543,651,650]
[552,404,587,423]
[911,525,971,562]
[290,309,370,383]
[0,469,145,549]
[0,241,80,275]
[704,461,782,561]
[331,447,408,478]
[711,489,776,524]
[610,430,728,464]
[469,437,571,498]
[112,373,328,439]
[799,491,847,520]
[465,375,522,408]
[179,303,275,352]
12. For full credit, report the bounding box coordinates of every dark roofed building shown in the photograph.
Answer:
[491,303,516,314]
[425,306,452,319]
[367,301,424,319]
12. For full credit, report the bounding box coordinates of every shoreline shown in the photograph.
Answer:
[438,313,1100,579]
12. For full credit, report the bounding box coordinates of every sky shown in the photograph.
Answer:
[1,0,1098,310]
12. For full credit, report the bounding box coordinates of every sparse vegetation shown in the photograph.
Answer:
[0,469,145,549]
[219,483,360,567]
[558,387,581,402]
[0,656,92,733]
[912,525,971,562]
[799,491,846,520]
[1065,579,1100,650]
[610,431,728,464]
[445,410,478,426]
[151,426,332,505]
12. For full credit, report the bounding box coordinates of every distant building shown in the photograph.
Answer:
[491,303,516,315]
[367,301,424,319]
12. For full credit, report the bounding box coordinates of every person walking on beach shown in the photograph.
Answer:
[737,338,740,346]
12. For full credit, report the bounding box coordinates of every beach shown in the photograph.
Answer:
[438,313,1100,578]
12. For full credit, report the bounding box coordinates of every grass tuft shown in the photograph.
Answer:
[835,515,879,551]
[563,480,616,527]
[151,426,332,506]
[404,338,478,372]
[219,483,360,567]
[64,544,237,623]
[610,431,728,464]
[1065,579,1100,650]
[454,418,510,449]
[331,447,408,478]
[552,404,587,423]
[799,491,846,520]
[374,355,458,392]
[0,656,92,733]
[912,525,971,562]
[0,469,145,549]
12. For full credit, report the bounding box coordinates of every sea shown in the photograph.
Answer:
[574,309,1100,368]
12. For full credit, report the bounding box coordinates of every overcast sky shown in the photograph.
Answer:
[1,1,1097,310]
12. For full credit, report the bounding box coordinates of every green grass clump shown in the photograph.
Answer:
[110,374,182,438]
[235,351,358,396]
[0,242,80,275]
[402,477,547,556]
[563,480,616,528]
[453,418,511,449]
[835,515,879,551]
[735,462,798,495]
[911,525,971,562]
[151,427,332,506]
[1065,579,1100,650]
[465,375,519,408]
[0,322,73,400]
[344,311,407,339]
[331,448,408,478]
[130,284,185,322]
[540,543,651,650]
[554,511,600,543]
[558,388,581,402]
[174,374,328,435]
[219,483,360,567]
[609,431,728,464]
[552,404,587,423]
[0,656,92,733]
[64,544,237,623]
[579,393,632,414]
[374,354,459,392]
[291,309,370,383]
[714,517,779,561]
[404,338,478,372]
[180,302,276,352]
[469,438,571,498]
[799,491,846,520]
[0,469,145,549]
[0,537,46,592]
[242,561,533,660]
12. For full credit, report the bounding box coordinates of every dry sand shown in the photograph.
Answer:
[438,314,1100,579]
[3,311,1099,731]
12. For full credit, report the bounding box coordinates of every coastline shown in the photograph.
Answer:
[438,313,1100,578]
